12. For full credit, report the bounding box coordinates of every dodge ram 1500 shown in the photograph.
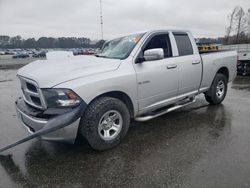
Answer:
[2,30,237,152]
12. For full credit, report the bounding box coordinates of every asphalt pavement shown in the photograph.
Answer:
[0,64,250,187]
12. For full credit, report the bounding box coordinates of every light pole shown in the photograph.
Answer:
[248,9,250,39]
[100,0,104,40]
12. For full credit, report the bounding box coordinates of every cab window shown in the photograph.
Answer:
[143,34,172,58]
[173,33,194,56]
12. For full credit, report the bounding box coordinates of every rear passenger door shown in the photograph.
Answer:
[173,32,202,96]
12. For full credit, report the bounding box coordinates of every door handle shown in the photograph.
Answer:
[167,64,177,69]
[192,61,201,65]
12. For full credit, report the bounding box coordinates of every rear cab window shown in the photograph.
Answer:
[173,33,194,56]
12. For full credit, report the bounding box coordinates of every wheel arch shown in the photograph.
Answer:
[216,67,229,82]
[88,91,135,118]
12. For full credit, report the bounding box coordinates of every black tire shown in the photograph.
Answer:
[79,97,130,151]
[204,73,228,105]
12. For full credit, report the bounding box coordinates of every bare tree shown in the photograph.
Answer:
[224,7,250,44]
[247,9,250,38]
[234,7,246,42]
[225,7,237,44]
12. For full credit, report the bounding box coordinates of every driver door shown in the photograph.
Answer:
[133,33,179,112]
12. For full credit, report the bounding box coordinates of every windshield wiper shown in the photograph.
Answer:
[95,54,107,58]
[95,54,122,60]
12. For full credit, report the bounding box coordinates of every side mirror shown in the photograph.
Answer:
[144,48,164,61]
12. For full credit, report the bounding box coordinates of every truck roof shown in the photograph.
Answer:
[145,29,190,33]
[107,29,191,40]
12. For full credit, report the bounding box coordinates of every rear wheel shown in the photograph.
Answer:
[79,97,130,151]
[204,73,228,105]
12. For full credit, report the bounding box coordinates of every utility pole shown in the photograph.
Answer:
[248,9,250,39]
[100,0,104,40]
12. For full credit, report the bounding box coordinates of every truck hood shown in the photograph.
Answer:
[17,55,121,88]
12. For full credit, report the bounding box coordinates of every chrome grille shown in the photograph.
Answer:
[19,76,47,110]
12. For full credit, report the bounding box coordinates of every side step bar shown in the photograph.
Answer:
[135,98,196,122]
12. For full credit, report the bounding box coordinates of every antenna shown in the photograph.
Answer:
[100,0,104,40]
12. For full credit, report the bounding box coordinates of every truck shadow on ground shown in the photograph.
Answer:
[0,100,232,187]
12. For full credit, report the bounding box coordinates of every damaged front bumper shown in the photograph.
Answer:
[0,97,86,153]
[15,97,86,144]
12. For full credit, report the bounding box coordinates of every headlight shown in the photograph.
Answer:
[42,89,81,108]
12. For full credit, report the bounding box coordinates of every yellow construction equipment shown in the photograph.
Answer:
[197,43,219,53]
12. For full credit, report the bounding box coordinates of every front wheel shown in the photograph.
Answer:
[79,97,130,151]
[204,73,228,105]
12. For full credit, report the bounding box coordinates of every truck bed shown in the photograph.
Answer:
[199,49,231,54]
[199,50,237,91]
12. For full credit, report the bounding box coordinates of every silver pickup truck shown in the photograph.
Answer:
[8,30,237,152]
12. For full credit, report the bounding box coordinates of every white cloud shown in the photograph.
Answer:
[0,0,249,39]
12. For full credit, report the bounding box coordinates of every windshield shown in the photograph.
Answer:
[96,33,145,59]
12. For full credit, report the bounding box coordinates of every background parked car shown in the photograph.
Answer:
[12,51,29,58]
[72,49,83,56]
[4,50,15,55]
[32,51,47,58]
